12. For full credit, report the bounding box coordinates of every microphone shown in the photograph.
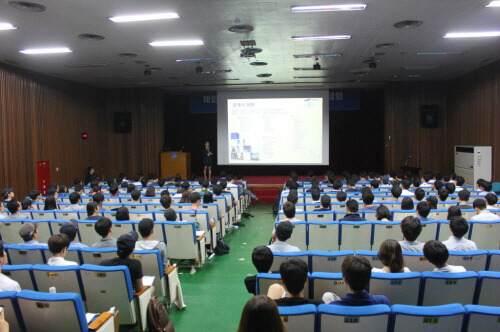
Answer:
[404,155,411,166]
[180,146,184,152]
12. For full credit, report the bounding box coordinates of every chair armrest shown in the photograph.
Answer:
[134,286,150,297]
[210,223,216,229]
[197,234,205,242]
[165,265,176,275]
[88,312,113,331]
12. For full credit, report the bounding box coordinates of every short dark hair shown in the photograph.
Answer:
[86,201,98,215]
[160,196,172,209]
[401,216,422,241]
[115,207,130,221]
[29,190,41,200]
[423,240,448,268]
[341,255,371,293]
[138,218,154,238]
[336,191,347,202]
[109,184,119,195]
[414,188,425,201]
[370,180,380,189]
[157,178,166,187]
[347,179,356,187]
[401,197,414,210]
[485,193,498,206]
[362,192,374,205]
[282,202,296,219]
[473,198,487,210]
[333,180,343,190]
[447,206,462,220]
[456,176,465,186]
[275,221,293,241]
[449,216,469,238]
[164,208,177,221]
[416,201,430,217]
[46,188,56,196]
[391,186,402,199]
[310,189,320,201]
[69,192,80,204]
[131,189,141,201]
[458,189,470,202]
[201,179,209,188]
[203,191,213,203]
[252,246,273,273]
[189,192,201,204]
[401,180,411,190]
[74,184,83,193]
[127,183,136,193]
[445,183,456,194]
[426,196,438,209]
[434,180,443,191]
[320,194,331,208]
[438,188,449,201]
[286,192,298,204]
[48,234,71,254]
[413,179,421,188]
[212,185,222,196]
[279,258,308,296]
[95,217,112,237]
[346,199,358,213]
[7,199,20,214]
[376,205,391,221]
[21,198,33,210]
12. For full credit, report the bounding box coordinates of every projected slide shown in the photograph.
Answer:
[227,98,323,164]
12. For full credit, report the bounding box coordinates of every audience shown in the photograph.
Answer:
[6,199,28,219]
[442,217,477,251]
[458,189,472,210]
[92,217,117,248]
[237,295,284,332]
[446,206,462,220]
[484,192,498,210]
[245,246,273,295]
[85,202,101,220]
[65,192,82,210]
[423,240,466,272]
[372,239,411,273]
[135,218,169,270]
[399,216,424,251]
[164,208,178,221]
[18,222,45,245]
[44,195,59,210]
[59,220,87,248]
[390,186,402,202]
[339,199,366,221]
[426,196,438,210]
[47,234,78,266]
[359,192,378,211]
[401,197,414,210]
[314,194,331,211]
[115,206,130,221]
[471,198,500,221]
[280,202,299,222]
[267,221,300,252]
[376,205,391,221]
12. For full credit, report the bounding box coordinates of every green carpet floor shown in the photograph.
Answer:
[167,204,274,331]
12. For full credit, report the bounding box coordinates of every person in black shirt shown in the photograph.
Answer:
[339,199,366,222]
[203,141,214,180]
[314,194,331,211]
[85,166,98,185]
[245,246,273,295]
[100,231,144,292]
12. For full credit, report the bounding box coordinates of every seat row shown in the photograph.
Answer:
[277,303,498,332]
[256,271,500,306]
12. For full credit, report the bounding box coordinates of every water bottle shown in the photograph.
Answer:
[49,287,56,293]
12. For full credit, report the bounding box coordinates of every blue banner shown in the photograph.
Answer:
[329,89,360,111]
[189,92,217,113]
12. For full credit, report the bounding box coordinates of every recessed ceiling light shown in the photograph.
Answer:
[261,81,274,84]
[293,53,341,58]
[393,20,422,29]
[8,1,46,12]
[228,25,254,33]
[256,73,272,77]
[294,67,334,71]
[444,31,500,38]
[375,43,397,48]
[250,61,268,66]
[417,52,464,56]
[78,33,105,41]
[149,40,204,46]
[486,1,500,7]
[0,23,17,30]
[293,76,329,78]
[118,53,138,57]
[175,58,220,62]
[20,47,72,54]
[292,35,351,40]
[109,12,179,23]
[291,4,366,12]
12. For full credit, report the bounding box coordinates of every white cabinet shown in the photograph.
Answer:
[454,146,492,186]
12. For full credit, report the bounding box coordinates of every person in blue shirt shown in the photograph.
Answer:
[345,179,360,193]
[323,255,390,306]
[339,199,366,222]
[59,219,87,248]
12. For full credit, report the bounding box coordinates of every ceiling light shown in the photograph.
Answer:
[78,33,105,41]
[486,1,500,7]
[149,40,204,46]
[250,61,267,66]
[393,20,422,29]
[294,76,329,78]
[294,67,334,71]
[444,31,500,38]
[228,25,254,33]
[256,73,272,77]
[20,47,72,54]
[375,43,397,48]
[176,58,220,62]
[291,4,366,12]
[109,12,179,23]
[292,35,351,40]
[0,23,17,30]
[293,53,341,58]
[417,52,464,56]
[8,1,46,12]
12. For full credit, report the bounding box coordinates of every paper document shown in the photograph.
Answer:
[196,231,206,237]
[85,313,98,324]
[143,276,156,287]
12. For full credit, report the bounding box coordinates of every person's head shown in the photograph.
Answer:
[401,179,411,190]
[336,191,347,202]
[203,191,213,203]
[341,255,371,293]
[376,205,391,221]
[416,201,430,217]
[29,189,41,201]
[438,188,448,201]
[48,234,71,255]
[46,188,56,197]
[92,185,101,193]
[251,246,273,273]
[115,207,130,221]
[310,188,320,201]
[381,175,389,184]
[181,181,190,192]
[279,258,308,296]
[360,186,372,196]
[458,189,470,203]
[423,240,449,268]
[483,181,493,192]
[95,217,112,237]
[179,191,191,203]
[443,174,451,183]
[189,192,202,205]
[19,222,38,242]
[426,196,438,209]
[44,195,57,210]
[447,206,462,220]
[21,198,33,210]
[413,179,421,188]
[157,178,166,187]
[456,176,465,187]
[59,220,79,242]
[164,208,177,221]
[67,192,80,206]
[391,186,402,199]
[160,190,169,197]
[212,184,222,196]
[445,183,456,195]
[88,167,95,174]
[201,179,209,189]
[362,192,374,205]
[347,179,356,188]
[378,239,405,273]
[131,189,141,201]
[86,201,99,216]
[109,184,119,195]
[485,193,498,206]
[414,188,425,201]
[138,218,154,238]
[473,198,487,211]
[160,196,172,209]
[433,180,443,191]
[401,197,414,210]
[127,183,136,193]
[449,216,469,238]
[1,188,14,201]
[92,192,104,205]
[286,191,299,205]
[145,186,156,197]
[332,179,343,190]
[401,216,422,241]
[237,295,284,332]
[220,180,228,190]
[370,180,380,190]
[346,199,358,214]
[74,184,83,194]
[320,194,331,208]
[275,220,293,242]
[282,201,296,219]
[116,231,139,259]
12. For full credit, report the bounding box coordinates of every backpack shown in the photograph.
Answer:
[214,238,230,255]
[147,296,175,332]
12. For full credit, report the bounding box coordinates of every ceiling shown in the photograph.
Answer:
[0,0,499,91]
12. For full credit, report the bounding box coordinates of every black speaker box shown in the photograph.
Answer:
[113,112,132,133]
[420,105,439,128]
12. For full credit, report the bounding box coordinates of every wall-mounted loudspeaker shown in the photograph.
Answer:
[113,112,132,133]
[420,105,439,128]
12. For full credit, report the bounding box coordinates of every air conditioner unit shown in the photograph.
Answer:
[454,146,492,186]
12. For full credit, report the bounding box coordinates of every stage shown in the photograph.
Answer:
[245,175,312,204]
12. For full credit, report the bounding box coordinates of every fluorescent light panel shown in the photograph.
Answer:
[149,40,204,46]
[292,4,366,12]
[417,52,463,55]
[109,12,179,22]
[0,22,17,30]
[486,1,500,7]
[20,47,72,54]
[176,57,220,62]
[444,31,500,38]
[293,35,350,40]
[293,53,341,58]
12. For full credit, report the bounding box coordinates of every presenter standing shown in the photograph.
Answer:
[203,141,214,180]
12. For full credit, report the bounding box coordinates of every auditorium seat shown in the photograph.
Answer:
[371,221,403,250]
[318,304,390,332]
[278,304,316,332]
[277,210,306,221]
[30,210,55,220]
[392,210,416,221]
[145,203,164,211]
[476,271,500,306]
[354,250,384,269]
[255,273,282,296]
[421,271,478,305]
[306,211,335,222]
[128,211,154,222]
[30,220,53,243]
[487,249,500,271]
[2,264,35,290]
[417,220,440,242]
[362,211,378,221]
[164,221,206,269]
[32,264,84,298]
[54,210,79,220]
[269,251,309,273]
[447,250,488,271]
[391,303,465,332]
[305,203,321,212]
[469,220,500,250]
[77,220,103,246]
[402,251,431,272]
[339,222,372,251]
[132,250,166,298]
[437,220,468,241]
[464,305,500,331]
[106,220,135,239]
[369,272,421,305]
[0,220,24,244]
[310,272,347,301]
[80,247,117,265]
[460,209,476,220]
[42,247,82,265]
[274,221,307,251]
[0,291,23,332]
[5,244,46,265]
[330,202,347,212]
[309,251,353,273]
[180,211,215,250]
[307,221,339,251]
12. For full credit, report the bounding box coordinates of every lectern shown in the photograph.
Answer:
[161,151,191,180]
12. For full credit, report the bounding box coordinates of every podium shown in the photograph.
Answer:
[161,151,191,180]
[401,166,422,178]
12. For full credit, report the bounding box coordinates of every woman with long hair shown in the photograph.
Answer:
[372,239,411,273]
[44,195,58,210]
[237,295,285,332]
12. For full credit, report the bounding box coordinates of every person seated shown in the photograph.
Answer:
[414,188,425,202]
[485,192,498,210]
[267,221,300,252]
[59,220,87,248]
[457,189,472,210]
[126,183,136,193]
[359,192,379,211]
[471,198,500,221]
[314,195,331,211]
[400,180,413,196]
[144,186,156,198]
[345,179,360,193]
[47,234,78,266]
[415,201,434,222]
[74,184,84,196]
[92,217,117,248]
[115,206,129,221]
[442,217,477,251]
[245,246,273,295]
[200,179,210,193]
[29,189,42,202]
[323,256,389,305]
[21,198,34,210]
[380,175,391,188]
[0,242,21,291]
[336,191,347,203]
[237,295,284,332]
[160,196,172,210]
[109,184,119,197]
[331,179,343,192]
[284,191,303,212]
[131,189,142,204]
[477,179,494,196]
[279,201,300,222]
[18,222,45,245]
[372,239,411,273]
[43,195,58,210]
[455,176,465,192]
[5,199,28,219]
[376,205,391,221]
[399,216,424,251]
[420,173,432,188]
[423,240,466,272]
[64,192,82,210]
[310,188,321,204]
[426,196,438,210]
[85,202,101,220]
[431,180,443,192]
[100,231,145,292]
[339,199,366,222]
[438,188,449,202]
[445,182,456,195]
[390,186,402,202]
[401,197,414,210]
[413,179,421,189]
[164,208,177,221]
[135,218,169,270]
[447,206,462,220]
[370,180,380,192]
[267,258,322,306]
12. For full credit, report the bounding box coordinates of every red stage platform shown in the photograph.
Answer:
[245,175,311,204]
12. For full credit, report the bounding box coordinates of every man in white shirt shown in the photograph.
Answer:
[400,180,413,196]
[471,198,500,221]
[268,221,300,252]
[5,199,28,220]
[0,242,21,291]
[18,222,46,246]
[279,202,301,222]
[484,193,498,210]
[64,192,83,210]
[46,234,78,266]
[423,240,466,272]
[399,216,425,251]
[442,217,477,251]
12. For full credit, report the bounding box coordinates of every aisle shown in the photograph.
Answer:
[167,204,274,331]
